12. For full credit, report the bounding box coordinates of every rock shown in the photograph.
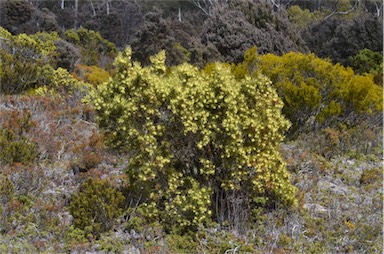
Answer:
[317,180,350,196]
[303,203,328,217]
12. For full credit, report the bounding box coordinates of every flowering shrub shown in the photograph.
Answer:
[91,48,296,232]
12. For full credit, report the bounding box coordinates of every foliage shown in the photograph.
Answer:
[304,14,383,65]
[69,178,124,238]
[33,67,92,99]
[0,0,34,34]
[0,129,38,165]
[288,5,318,29]
[73,64,110,86]
[165,234,197,253]
[0,0,60,34]
[0,110,38,165]
[0,27,99,95]
[235,48,383,132]
[349,49,383,84]
[53,39,81,71]
[70,131,105,173]
[64,28,116,68]
[360,167,382,191]
[201,1,306,63]
[0,3,382,251]
[91,47,296,232]
[131,10,211,67]
[0,27,60,94]
[349,48,383,74]
[0,175,15,207]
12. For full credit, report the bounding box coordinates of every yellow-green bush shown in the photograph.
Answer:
[234,47,383,132]
[91,47,296,232]
[73,64,110,86]
[288,5,317,29]
[69,178,124,238]
[0,27,59,94]
[33,67,92,99]
[0,27,112,95]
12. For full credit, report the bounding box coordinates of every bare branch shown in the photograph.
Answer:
[190,0,212,16]
[270,0,280,9]
[190,0,227,16]
[324,0,360,20]
[373,0,383,17]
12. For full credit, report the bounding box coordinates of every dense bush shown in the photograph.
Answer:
[202,1,306,63]
[0,27,59,94]
[0,0,34,34]
[304,14,383,66]
[69,178,124,238]
[234,47,383,133]
[73,64,110,86]
[349,48,383,85]
[349,49,383,75]
[91,48,296,233]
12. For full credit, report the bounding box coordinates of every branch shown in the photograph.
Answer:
[373,1,383,17]
[190,0,212,16]
[190,0,227,16]
[324,0,360,20]
[270,0,280,9]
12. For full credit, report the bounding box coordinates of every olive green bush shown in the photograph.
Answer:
[91,47,296,232]
[0,129,38,165]
[0,110,38,165]
[69,178,124,238]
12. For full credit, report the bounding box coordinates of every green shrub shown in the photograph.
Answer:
[69,178,124,238]
[349,49,383,75]
[0,176,14,203]
[360,167,382,191]
[165,234,197,254]
[91,47,296,233]
[0,175,14,228]
[0,110,38,165]
[0,129,38,165]
[0,27,59,94]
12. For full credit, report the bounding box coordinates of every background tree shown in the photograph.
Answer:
[304,13,383,66]
[201,0,306,63]
[0,0,35,34]
[0,0,60,34]
[130,9,215,66]
[64,28,116,68]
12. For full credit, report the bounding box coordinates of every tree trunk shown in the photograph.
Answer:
[74,0,78,28]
